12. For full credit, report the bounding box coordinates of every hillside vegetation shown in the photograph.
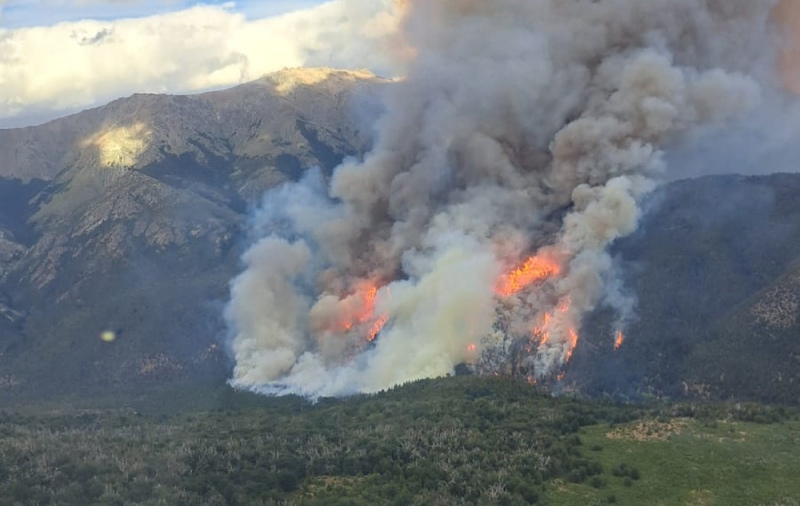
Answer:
[0,69,385,402]
[1,377,798,506]
[572,173,800,405]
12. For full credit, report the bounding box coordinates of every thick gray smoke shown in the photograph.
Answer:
[226,0,780,397]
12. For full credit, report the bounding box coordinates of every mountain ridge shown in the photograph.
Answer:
[0,67,387,402]
[0,68,798,406]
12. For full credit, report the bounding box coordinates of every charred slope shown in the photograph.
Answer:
[573,173,800,404]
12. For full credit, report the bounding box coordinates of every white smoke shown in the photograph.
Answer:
[226,0,780,397]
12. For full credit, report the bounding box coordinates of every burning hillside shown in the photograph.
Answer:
[226,0,796,397]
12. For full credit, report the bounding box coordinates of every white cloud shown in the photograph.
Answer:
[0,0,401,127]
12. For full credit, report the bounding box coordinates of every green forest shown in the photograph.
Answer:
[1,377,798,506]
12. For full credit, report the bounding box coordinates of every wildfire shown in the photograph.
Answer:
[564,327,579,363]
[532,297,577,360]
[467,343,477,352]
[533,312,552,346]
[495,254,560,297]
[533,301,578,380]
[614,331,624,350]
[321,282,389,342]
[328,285,376,331]
[367,316,388,342]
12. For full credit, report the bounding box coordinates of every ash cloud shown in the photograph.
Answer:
[226,0,783,397]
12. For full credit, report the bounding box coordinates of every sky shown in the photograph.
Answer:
[0,1,326,28]
[0,0,400,127]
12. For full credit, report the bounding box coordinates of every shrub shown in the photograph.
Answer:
[589,476,607,489]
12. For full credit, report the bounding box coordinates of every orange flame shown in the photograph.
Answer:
[323,281,389,342]
[326,284,378,333]
[496,254,560,297]
[467,343,477,352]
[367,315,388,342]
[564,327,579,363]
[533,297,576,354]
[533,311,552,346]
[614,331,624,351]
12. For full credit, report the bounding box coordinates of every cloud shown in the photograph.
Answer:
[0,0,401,127]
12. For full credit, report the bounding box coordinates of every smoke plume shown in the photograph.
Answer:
[226,0,781,397]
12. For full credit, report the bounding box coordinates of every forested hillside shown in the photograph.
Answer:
[2,377,797,505]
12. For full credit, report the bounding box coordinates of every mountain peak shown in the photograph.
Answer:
[262,67,384,95]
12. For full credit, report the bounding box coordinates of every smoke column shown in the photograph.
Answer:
[774,0,800,93]
[226,0,781,397]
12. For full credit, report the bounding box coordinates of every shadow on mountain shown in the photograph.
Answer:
[573,173,800,404]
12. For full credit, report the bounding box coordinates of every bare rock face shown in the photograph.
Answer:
[0,68,387,400]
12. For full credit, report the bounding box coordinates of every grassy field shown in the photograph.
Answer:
[0,377,797,505]
[545,418,800,506]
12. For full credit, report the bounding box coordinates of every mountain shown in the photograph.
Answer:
[0,67,798,406]
[572,174,800,404]
[0,68,388,402]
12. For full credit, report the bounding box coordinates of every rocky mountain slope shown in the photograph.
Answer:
[0,68,388,401]
[572,174,800,404]
[0,67,798,405]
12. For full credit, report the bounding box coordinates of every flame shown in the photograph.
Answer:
[564,327,579,363]
[533,312,552,346]
[533,297,577,358]
[321,281,389,342]
[367,316,388,342]
[495,254,560,297]
[529,296,582,381]
[325,284,377,333]
[614,331,624,350]
[467,343,477,352]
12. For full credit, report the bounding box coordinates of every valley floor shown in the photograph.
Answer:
[0,377,797,505]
